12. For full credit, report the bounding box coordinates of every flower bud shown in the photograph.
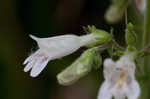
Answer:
[125,23,137,46]
[57,48,102,86]
[105,0,128,24]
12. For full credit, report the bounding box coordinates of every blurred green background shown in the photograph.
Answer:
[0,0,142,99]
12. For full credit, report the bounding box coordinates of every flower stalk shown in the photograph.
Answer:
[143,0,150,73]
[142,0,150,98]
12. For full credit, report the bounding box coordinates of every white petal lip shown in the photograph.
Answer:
[23,50,41,72]
[23,50,50,77]
[97,81,112,99]
[30,56,49,77]
[23,54,33,65]
[97,80,140,99]
[23,50,41,65]
[24,59,36,72]
[126,80,140,99]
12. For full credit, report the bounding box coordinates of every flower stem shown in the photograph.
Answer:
[142,0,150,98]
[143,0,150,73]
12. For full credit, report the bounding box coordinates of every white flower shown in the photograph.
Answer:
[23,34,83,77]
[97,55,140,99]
[23,33,105,77]
[23,28,110,77]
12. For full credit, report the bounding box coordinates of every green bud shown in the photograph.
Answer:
[105,0,128,24]
[80,26,111,48]
[57,48,102,86]
[127,45,137,53]
[125,23,137,46]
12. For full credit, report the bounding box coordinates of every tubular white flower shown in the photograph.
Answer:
[23,28,110,77]
[23,34,82,77]
[97,55,140,99]
[23,32,108,77]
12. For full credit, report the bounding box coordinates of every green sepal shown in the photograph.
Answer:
[85,26,111,47]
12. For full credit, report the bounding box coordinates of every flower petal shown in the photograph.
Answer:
[23,50,41,65]
[24,60,36,72]
[23,55,33,65]
[97,81,112,99]
[104,58,115,68]
[114,95,125,99]
[116,55,136,79]
[30,34,81,59]
[103,58,115,80]
[29,34,39,41]
[23,50,42,72]
[30,57,49,77]
[126,80,140,99]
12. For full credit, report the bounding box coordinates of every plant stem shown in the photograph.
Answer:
[143,0,150,73]
[143,0,150,98]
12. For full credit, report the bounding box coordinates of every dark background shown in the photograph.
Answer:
[0,0,142,99]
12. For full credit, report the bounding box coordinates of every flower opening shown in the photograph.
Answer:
[97,55,140,99]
